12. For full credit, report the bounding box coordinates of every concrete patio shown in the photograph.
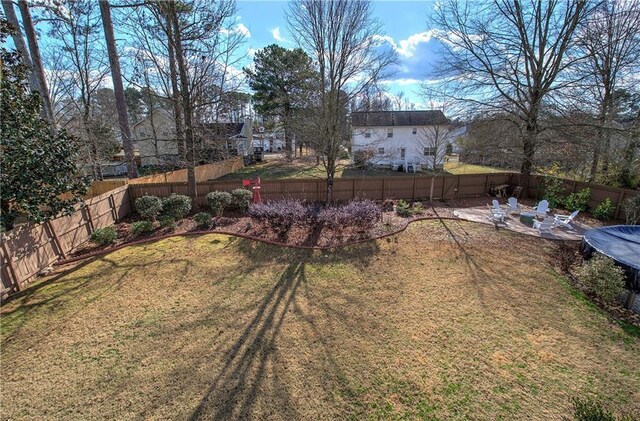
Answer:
[453,206,589,241]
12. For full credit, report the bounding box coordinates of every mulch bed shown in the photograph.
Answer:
[68,199,464,260]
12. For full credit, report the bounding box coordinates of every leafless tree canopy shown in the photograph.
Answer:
[431,0,589,182]
[287,0,397,201]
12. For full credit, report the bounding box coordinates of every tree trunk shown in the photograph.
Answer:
[169,2,197,201]
[519,124,536,198]
[588,143,600,182]
[284,108,292,161]
[99,0,138,179]
[3,0,55,126]
[166,16,186,163]
[429,176,435,202]
[1,1,37,91]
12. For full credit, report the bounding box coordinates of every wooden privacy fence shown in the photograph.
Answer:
[128,157,243,184]
[522,174,639,221]
[1,185,132,299]
[129,173,515,207]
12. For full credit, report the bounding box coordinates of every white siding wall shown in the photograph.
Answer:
[352,126,447,169]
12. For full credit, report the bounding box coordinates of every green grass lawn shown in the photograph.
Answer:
[218,156,509,180]
[1,221,638,420]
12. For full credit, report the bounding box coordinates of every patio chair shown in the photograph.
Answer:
[533,217,554,235]
[506,197,521,215]
[487,199,506,223]
[533,200,550,219]
[553,210,579,230]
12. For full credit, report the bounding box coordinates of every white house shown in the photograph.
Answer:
[351,110,451,171]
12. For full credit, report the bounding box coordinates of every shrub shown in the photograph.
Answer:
[158,215,176,228]
[131,220,153,237]
[135,195,162,221]
[91,226,117,245]
[593,198,615,221]
[194,212,212,228]
[412,202,424,215]
[231,188,253,212]
[249,199,314,231]
[570,397,621,421]
[381,199,394,212]
[318,200,381,230]
[542,177,565,209]
[353,149,374,169]
[395,200,412,217]
[161,194,191,219]
[578,255,626,304]
[207,191,232,216]
[623,195,640,225]
[564,188,591,211]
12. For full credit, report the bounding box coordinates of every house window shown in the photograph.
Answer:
[400,148,406,159]
[378,147,385,154]
[364,130,371,139]
[387,128,393,138]
[424,147,436,156]
[412,128,417,135]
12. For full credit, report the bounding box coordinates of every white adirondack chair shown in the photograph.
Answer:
[506,197,521,215]
[553,210,579,229]
[533,217,554,235]
[534,200,550,218]
[488,199,506,222]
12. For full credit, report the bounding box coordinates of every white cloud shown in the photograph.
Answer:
[221,23,251,38]
[375,30,441,58]
[380,78,422,86]
[271,27,286,42]
[235,23,251,38]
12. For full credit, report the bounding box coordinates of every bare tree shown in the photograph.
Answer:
[576,0,640,181]
[431,0,589,193]
[287,0,397,202]
[99,0,138,178]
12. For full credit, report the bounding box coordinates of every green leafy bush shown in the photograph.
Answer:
[135,195,163,221]
[90,226,117,245]
[161,194,191,219]
[542,177,565,209]
[593,198,615,221]
[569,396,638,421]
[207,191,232,216]
[194,212,212,228]
[395,200,424,217]
[564,188,591,211]
[578,255,626,304]
[158,215,176,228]
[395,200,412,217]
[231,188,253,213]
[131,221,153,237]
[624,195,640,225]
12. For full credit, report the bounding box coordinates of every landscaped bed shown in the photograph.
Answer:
[1,220,638,420]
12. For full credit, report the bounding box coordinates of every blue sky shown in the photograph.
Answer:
[234,0,442,106]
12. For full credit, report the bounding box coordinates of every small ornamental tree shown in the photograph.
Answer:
[1,20,88,231]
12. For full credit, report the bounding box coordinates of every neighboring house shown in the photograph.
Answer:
[351,110,451,170]
[132,109,179,166]
[132,109,253,166]
[252,126,291,152]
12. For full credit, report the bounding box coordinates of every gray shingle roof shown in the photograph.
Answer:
[351,110,449,127]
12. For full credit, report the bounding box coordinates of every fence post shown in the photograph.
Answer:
[280,180,285,199]
[316,179,320,201]
[484,174,489,195]
[352,179,356,200]
[456,175,461,198]
[109,194,118,222]
[382,178,386,200]
[441,176,446,198]
[85,204,95,232]
[1,240,20,292]
[47,220,67,260]
[412,177,416,200]
[614,191,625,220]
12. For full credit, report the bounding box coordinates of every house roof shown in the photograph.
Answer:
[202,122,245,137]
[351,110,449,127]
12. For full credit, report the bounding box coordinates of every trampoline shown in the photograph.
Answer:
[582,225,640,308]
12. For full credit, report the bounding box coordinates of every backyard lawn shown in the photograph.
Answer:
[1,220,638,420]
[217,155,508,180]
